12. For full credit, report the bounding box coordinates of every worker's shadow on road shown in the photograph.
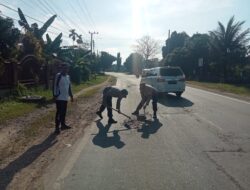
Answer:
[158,94,193,107]
[0,133,57,190]
[137,118,163,139]
[92,120,125,149]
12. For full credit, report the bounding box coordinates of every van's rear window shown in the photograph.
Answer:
[160,68,183,76]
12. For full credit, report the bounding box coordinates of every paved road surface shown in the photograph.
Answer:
[44,73,250,190]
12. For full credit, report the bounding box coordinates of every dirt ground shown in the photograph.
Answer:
[0,77,115,190]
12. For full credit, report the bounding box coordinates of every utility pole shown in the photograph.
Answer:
[89,31,98,55]
[89,31,98,79]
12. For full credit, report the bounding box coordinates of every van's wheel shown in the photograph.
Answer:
[176,92,182,97]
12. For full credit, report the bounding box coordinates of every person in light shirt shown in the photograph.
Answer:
[53,63,73,135]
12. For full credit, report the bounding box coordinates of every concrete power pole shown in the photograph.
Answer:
[89,31,98,55]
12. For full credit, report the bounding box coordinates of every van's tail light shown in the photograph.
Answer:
[157,78,165,82]
[178,75,185,82]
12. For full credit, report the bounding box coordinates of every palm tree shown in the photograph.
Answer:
[209,16,250,81]
[76,34,83,44]
[69,29,78,46]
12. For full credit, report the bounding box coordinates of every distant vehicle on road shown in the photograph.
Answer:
[141,66,186,97]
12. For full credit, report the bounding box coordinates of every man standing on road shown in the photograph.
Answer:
[132,82,158,119]
[53,63,74,135]
[96,87,128,124]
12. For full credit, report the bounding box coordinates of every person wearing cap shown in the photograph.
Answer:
[53,62,73,135]
[132,82,159,119]
[96,86,128,124]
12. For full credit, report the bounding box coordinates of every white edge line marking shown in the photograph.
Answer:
[187,86,250,105]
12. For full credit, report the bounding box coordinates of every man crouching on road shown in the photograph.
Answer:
[132,82,158,119]
[53,62,74,135]
[96,87,128,124]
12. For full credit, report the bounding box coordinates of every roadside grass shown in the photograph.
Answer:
[0,101,36,123]
[72,75,109,93]
[78,76,116,99]
[23,110,54,138]
[79,86,101,98]
[187,81,250,97]
[0,75,109,124]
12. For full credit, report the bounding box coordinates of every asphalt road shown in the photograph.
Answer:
[44,73,250,190]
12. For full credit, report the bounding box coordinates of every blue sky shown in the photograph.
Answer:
[1,0,249,62]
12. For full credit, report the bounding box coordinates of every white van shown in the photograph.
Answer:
[141,66,186,97]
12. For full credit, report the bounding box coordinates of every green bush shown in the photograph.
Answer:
[69,66,81,84]
[13,82,28,96]
[81,66,91,81]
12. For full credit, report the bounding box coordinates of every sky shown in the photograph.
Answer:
[0,0,250,62]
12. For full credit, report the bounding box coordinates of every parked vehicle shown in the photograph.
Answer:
[141,66,186,97]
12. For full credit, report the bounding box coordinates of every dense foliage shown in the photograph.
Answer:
[160,16,250,83]
[0,8,110,91]
[123,53,144,74]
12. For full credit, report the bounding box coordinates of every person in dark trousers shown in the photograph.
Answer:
[53,63,73,135]
[96,87,128,124]
[132,83,158,119]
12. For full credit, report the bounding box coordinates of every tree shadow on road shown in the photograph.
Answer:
[137,118,163,139]
[92,120,125,149]
[0,133,57,190]
[158,94,194,108]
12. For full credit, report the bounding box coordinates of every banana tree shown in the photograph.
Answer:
[43,33,63,89]
[44,33,63,55]
[18,8,56,39]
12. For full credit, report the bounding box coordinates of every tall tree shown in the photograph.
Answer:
[116,52,121,71]
[185,33,211,78]
[123,53,144,74]
[134,35,159,61]
[0,16,20,77]
[0,16,20,59]
[209,16,250,81]
[100,51,116,71]
[162,31,189,58]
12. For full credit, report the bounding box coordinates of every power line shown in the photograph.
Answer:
[61,1,88,36]
[19,0,70,34]
[37,0,54,14]
[68,0,88,35]
[12,0,70,35]
[33,0,72,35]
[42,0,88,36]
[0,12,67,38]
[81,0,97,29]
[19,0,49,19]
[42,0,73,30]
[0,3,67,33]
[30,0,52,19]
[76,0,95,31]
[35,0,73,34]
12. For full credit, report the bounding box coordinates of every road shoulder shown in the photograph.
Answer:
[0,76,116,190]
[187,82,250,103]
